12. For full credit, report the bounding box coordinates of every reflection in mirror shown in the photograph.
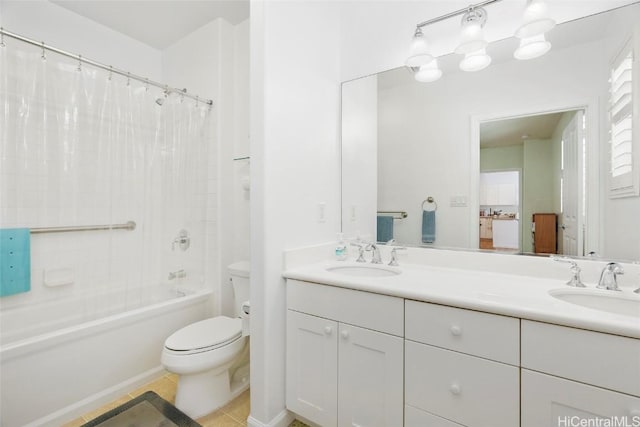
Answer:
[341,4,640,262]
[479,109,584,256]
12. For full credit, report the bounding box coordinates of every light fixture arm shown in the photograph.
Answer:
[415,0,502,30]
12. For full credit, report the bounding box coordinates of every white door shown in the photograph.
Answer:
[522,370,640,427]
[286,310,338,427]
[337,324,404,427]
[561,111,584,256]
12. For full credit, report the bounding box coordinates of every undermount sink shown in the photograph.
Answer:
[549,288,640,318]
[326,264,401,277]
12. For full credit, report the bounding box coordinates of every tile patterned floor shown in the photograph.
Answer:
[61,372,309,427]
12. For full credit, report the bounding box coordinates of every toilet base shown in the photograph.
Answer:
[174,362,250,419]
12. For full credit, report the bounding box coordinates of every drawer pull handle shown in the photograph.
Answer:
[341,330,350,339]
[450,325,463,336]
[449,383,462,395]
[324,326,332,335]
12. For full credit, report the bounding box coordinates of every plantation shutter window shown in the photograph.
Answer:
[609,34,639,197]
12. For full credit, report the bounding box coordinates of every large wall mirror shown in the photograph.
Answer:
[341,3,640,262]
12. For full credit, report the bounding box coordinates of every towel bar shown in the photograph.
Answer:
[377,211,408,219]
[30,221,136,234]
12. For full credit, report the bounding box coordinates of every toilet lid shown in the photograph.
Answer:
[165,316,242,352]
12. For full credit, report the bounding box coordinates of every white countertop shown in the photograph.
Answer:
[283,260,640,339]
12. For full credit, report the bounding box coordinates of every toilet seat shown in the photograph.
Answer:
[165,316,242,355]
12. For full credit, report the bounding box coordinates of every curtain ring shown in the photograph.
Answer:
[41,42,46,60]
[77,54,82,72]
[0,28,5,48]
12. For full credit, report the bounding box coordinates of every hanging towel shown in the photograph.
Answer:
[0,228,31,297]
[377,215,394,243]
[422,210,436,244]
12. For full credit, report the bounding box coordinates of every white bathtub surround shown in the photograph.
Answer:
[0,289,212,427]
[0,43,213,327]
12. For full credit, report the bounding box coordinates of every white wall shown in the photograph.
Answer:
[0,0,161,80]
[233,20,251,264]
[250,0,341,424]
[162,17,250,317]
[342,75,377,241]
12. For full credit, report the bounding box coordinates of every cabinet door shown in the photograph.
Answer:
[338,324,404,427]
[522,369,640,427]
[286,310,338,427]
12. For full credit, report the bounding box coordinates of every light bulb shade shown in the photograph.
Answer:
[516,0,556,38]
[514,34,551,60]
[406,29,434,67]
[455,14,488,54]
[414,59,442,83]
[460,48,491,72]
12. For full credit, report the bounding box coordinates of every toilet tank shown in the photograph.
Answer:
[228,261,250,317]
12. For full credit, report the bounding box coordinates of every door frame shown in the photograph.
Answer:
[469,102,599,256]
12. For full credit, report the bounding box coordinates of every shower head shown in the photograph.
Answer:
[156,90,169,106]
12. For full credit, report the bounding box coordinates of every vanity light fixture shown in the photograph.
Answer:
[415,58,443,82]
[406,27,434,68]
[514,0,555,60]
[456,7,492,72]
[407,0,556,82]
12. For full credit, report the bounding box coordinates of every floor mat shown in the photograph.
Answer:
[81,391,201,427]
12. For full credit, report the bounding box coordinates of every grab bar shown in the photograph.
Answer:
[377,211,408,219]
[30,221,136,234]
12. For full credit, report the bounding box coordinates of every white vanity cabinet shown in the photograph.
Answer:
[404,300,520,427]
[521,320,640,426]
[286,280,404,427]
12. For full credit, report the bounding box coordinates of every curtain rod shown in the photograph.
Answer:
[416,0,503,29]
[0,27,214,106]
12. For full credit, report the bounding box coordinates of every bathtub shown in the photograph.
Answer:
[0,287,213,427]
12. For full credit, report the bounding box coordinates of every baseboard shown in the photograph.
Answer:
[25,366,165,427]
[247,409,294,427]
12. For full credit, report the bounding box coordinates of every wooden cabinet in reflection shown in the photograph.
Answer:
[532,213,557,254]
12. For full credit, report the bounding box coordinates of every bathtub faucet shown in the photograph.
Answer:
[168,269,186,280]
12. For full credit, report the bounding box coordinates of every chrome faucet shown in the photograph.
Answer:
[552,257,585,288]
[365,243,383,264]
[597,262,624,291]
[168,269,186,280]
[350,242,366,263]
[388,246,407,266]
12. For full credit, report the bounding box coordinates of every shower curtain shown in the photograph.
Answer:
[0,41,213,331]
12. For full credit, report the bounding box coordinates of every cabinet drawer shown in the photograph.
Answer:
[405,300,519,365]
[405,405,464,427]
[287,280,404,336]
[405,341,519,427]
[522,369,640,427]
[522,320,640,397]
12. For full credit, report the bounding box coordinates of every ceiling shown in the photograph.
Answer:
[50,0,250,49]
[480,112,565,148]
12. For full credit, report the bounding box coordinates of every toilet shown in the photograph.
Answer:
[161,261,250,419]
